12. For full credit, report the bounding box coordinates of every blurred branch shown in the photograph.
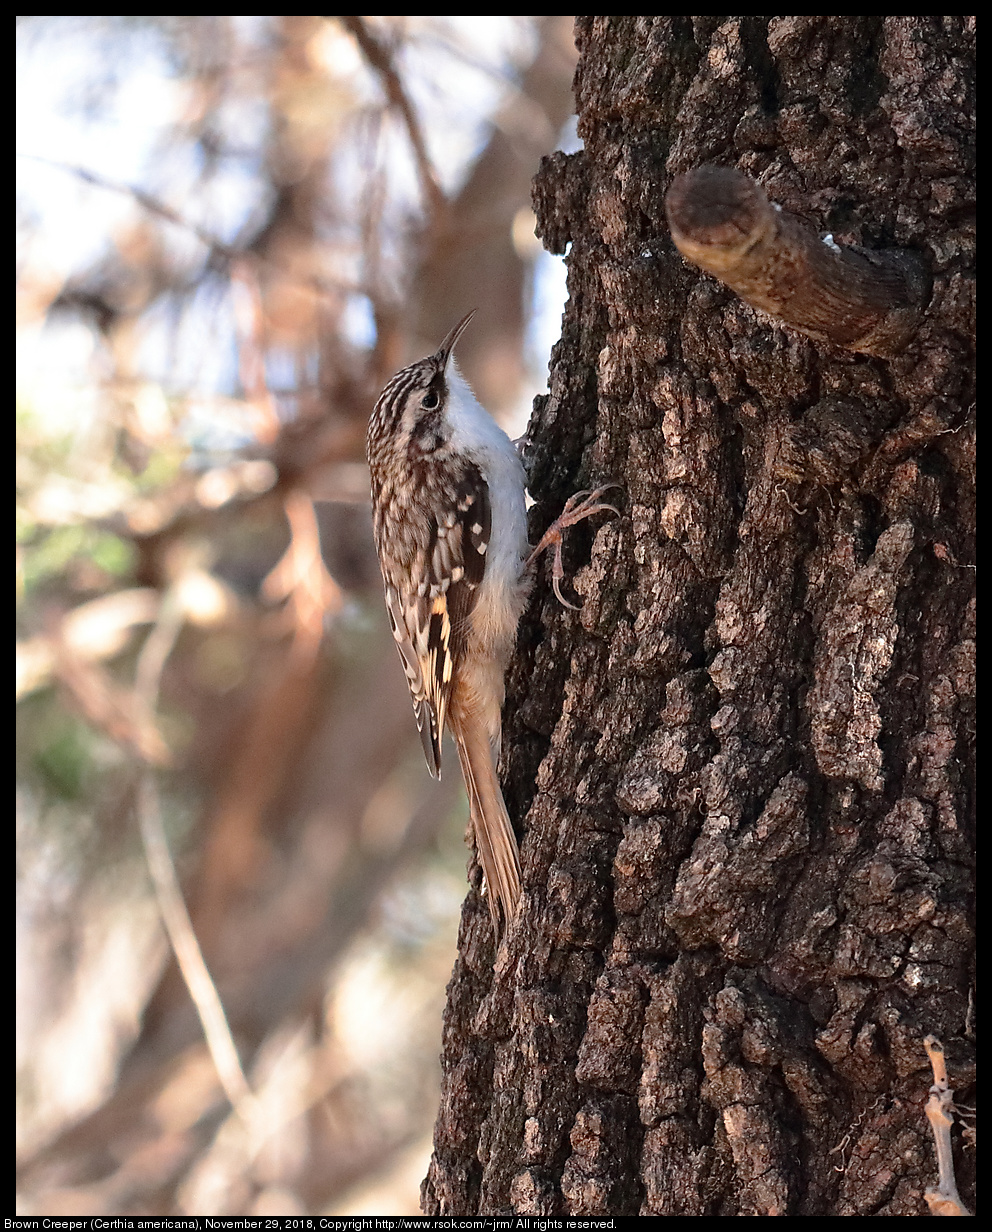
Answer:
[53,647,171,766]
[17,588,159,699]
[336,16,447,224]
[263,490,343,660]
[17,152,360,303]
[18,152,245,265]
[231,260,283,447]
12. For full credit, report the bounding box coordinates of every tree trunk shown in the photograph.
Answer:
[423,16,974,1218]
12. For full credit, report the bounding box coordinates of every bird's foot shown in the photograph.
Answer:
[526,485,622,609]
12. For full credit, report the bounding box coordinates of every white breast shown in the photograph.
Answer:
[445,363,530,725]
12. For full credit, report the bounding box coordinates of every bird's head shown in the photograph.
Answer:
[368,311,476,457]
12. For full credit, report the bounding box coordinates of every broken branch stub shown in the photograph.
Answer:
[665,165,929,358]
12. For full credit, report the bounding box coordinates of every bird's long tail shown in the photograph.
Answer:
[452,713,522,930]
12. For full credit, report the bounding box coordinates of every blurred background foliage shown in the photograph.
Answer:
[16,15,578,1216]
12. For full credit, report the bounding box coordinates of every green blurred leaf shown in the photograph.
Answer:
[19,525,136,594]
[32,716,94,801]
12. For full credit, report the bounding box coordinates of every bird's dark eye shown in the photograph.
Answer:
[421,389,440,410]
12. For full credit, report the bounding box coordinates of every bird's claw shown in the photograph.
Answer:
[527,484,622,610]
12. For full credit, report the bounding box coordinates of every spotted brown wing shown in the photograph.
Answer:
[382,461,491,777]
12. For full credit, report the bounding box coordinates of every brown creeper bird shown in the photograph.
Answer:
[367,311,617,930]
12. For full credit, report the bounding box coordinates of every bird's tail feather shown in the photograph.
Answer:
[453,714,522,930]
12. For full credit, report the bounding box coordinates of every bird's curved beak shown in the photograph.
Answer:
[434,310,476,370]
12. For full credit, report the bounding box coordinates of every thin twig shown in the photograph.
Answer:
[137,773,257,1118]
[923,1035,972,1216]
[133,584,259,1121]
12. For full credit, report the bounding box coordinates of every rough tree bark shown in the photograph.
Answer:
[423,16,974,1218]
